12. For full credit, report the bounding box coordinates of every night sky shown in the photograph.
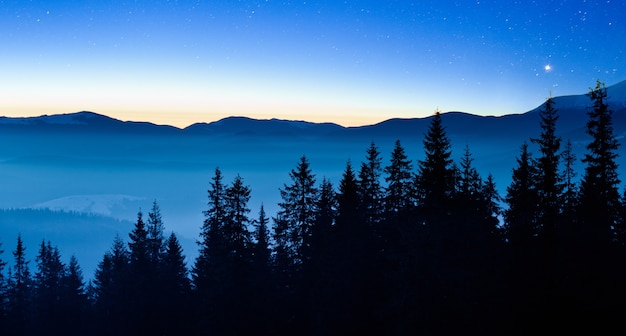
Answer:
[1,1,624,127]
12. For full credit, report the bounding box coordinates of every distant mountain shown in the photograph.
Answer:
[2,80,624,141]
[0,111,181,135]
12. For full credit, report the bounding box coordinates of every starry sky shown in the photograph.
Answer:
[1,0,624,127]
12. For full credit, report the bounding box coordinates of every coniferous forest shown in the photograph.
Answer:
[1,81,626,335]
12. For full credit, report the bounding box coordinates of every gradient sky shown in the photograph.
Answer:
[1,0,624,127]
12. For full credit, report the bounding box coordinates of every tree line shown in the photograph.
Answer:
[0,80,624,334]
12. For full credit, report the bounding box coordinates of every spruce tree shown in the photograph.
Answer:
[504,142,540,247]
[224,174,252,262]
[384,139,414,217]
[161,232,191,334]
[128,211,150,273]
[531,96,562,242]
[358,143,384,227]
[249,204,273,334]
[415,110,457,221]
[578,80,621,244]
[252,204,271,269]
[334,160,380,333]
[274,156,319,269]
[560,140,578,228]
[33,241,65,333]
[60,255,87,335]
[192,167,228,295]
[272,156,319,332]
[336,160,360,229]
[147,200,166,266]
[92,235,130,334]
[163,232,189,296]
[7,234,32,335]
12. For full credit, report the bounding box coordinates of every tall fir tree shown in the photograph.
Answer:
[128,211,150,273]
[127,210,157,334]
[147,200,166,266]
[224,174,252,262]
[531,96,562,242]
[358,142,384,227]
[504,142,540,247]
[161,232,192,335]
[272,156,319,333]
[192,167,228,295]
[384,139,414,217]
[92,235,130,335]
[7,234,32,335]
[578,80,621,244]
[415,110,457,221]
[33,240,65,333]
[560,140,579,228]
[59,255,88,336]
[274,156,319,269]
[252,204,271,269]
[336,160,360,229]
[334,160,380,333]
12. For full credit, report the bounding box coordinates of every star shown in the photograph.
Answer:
[544,64,552,72]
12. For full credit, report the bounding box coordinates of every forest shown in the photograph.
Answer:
[0,80,625,335]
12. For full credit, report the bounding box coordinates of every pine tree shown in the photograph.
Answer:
[249,204,273,334]
[271,156,319,332]
[504,142,540,247]
[161,232,191,334]
[531,96,562,242]
[33,240,65,333]
[384,139,414,217]
[163,232,190,296]
[274,156,319,269]
[127,210,156,334]
[128,211,150,273]
[578,80,621,244]
[457,145,482,203]
[481,174,502,235]
[192,167,228,294]
[416,110,457,221]
[147,200,166,266]
[358,143,384,227]
[252,204,271,269]
[336,160,360,229]
[224,174,252,261]
[92,235,130,334]
[60,255,87,336]
[7,235,32,334]
[334,160,380,333]
[560,140,578,227]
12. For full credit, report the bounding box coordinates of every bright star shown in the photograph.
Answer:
[544,64,552,72]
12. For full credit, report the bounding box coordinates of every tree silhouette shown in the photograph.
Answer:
[33,240,65,333]
[147,200,166,266]
[358,142,384,228]
[504,142,539,247]
[578,80,621,245]
[6,234,32,335]
[531,96,562,242]
[384,139,414,217]
[415,110,456,223]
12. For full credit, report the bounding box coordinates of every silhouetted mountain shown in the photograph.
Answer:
[0,111,181,135]
[185,116,344,137]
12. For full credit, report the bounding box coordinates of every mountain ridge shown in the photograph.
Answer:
[1,80,624,139]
